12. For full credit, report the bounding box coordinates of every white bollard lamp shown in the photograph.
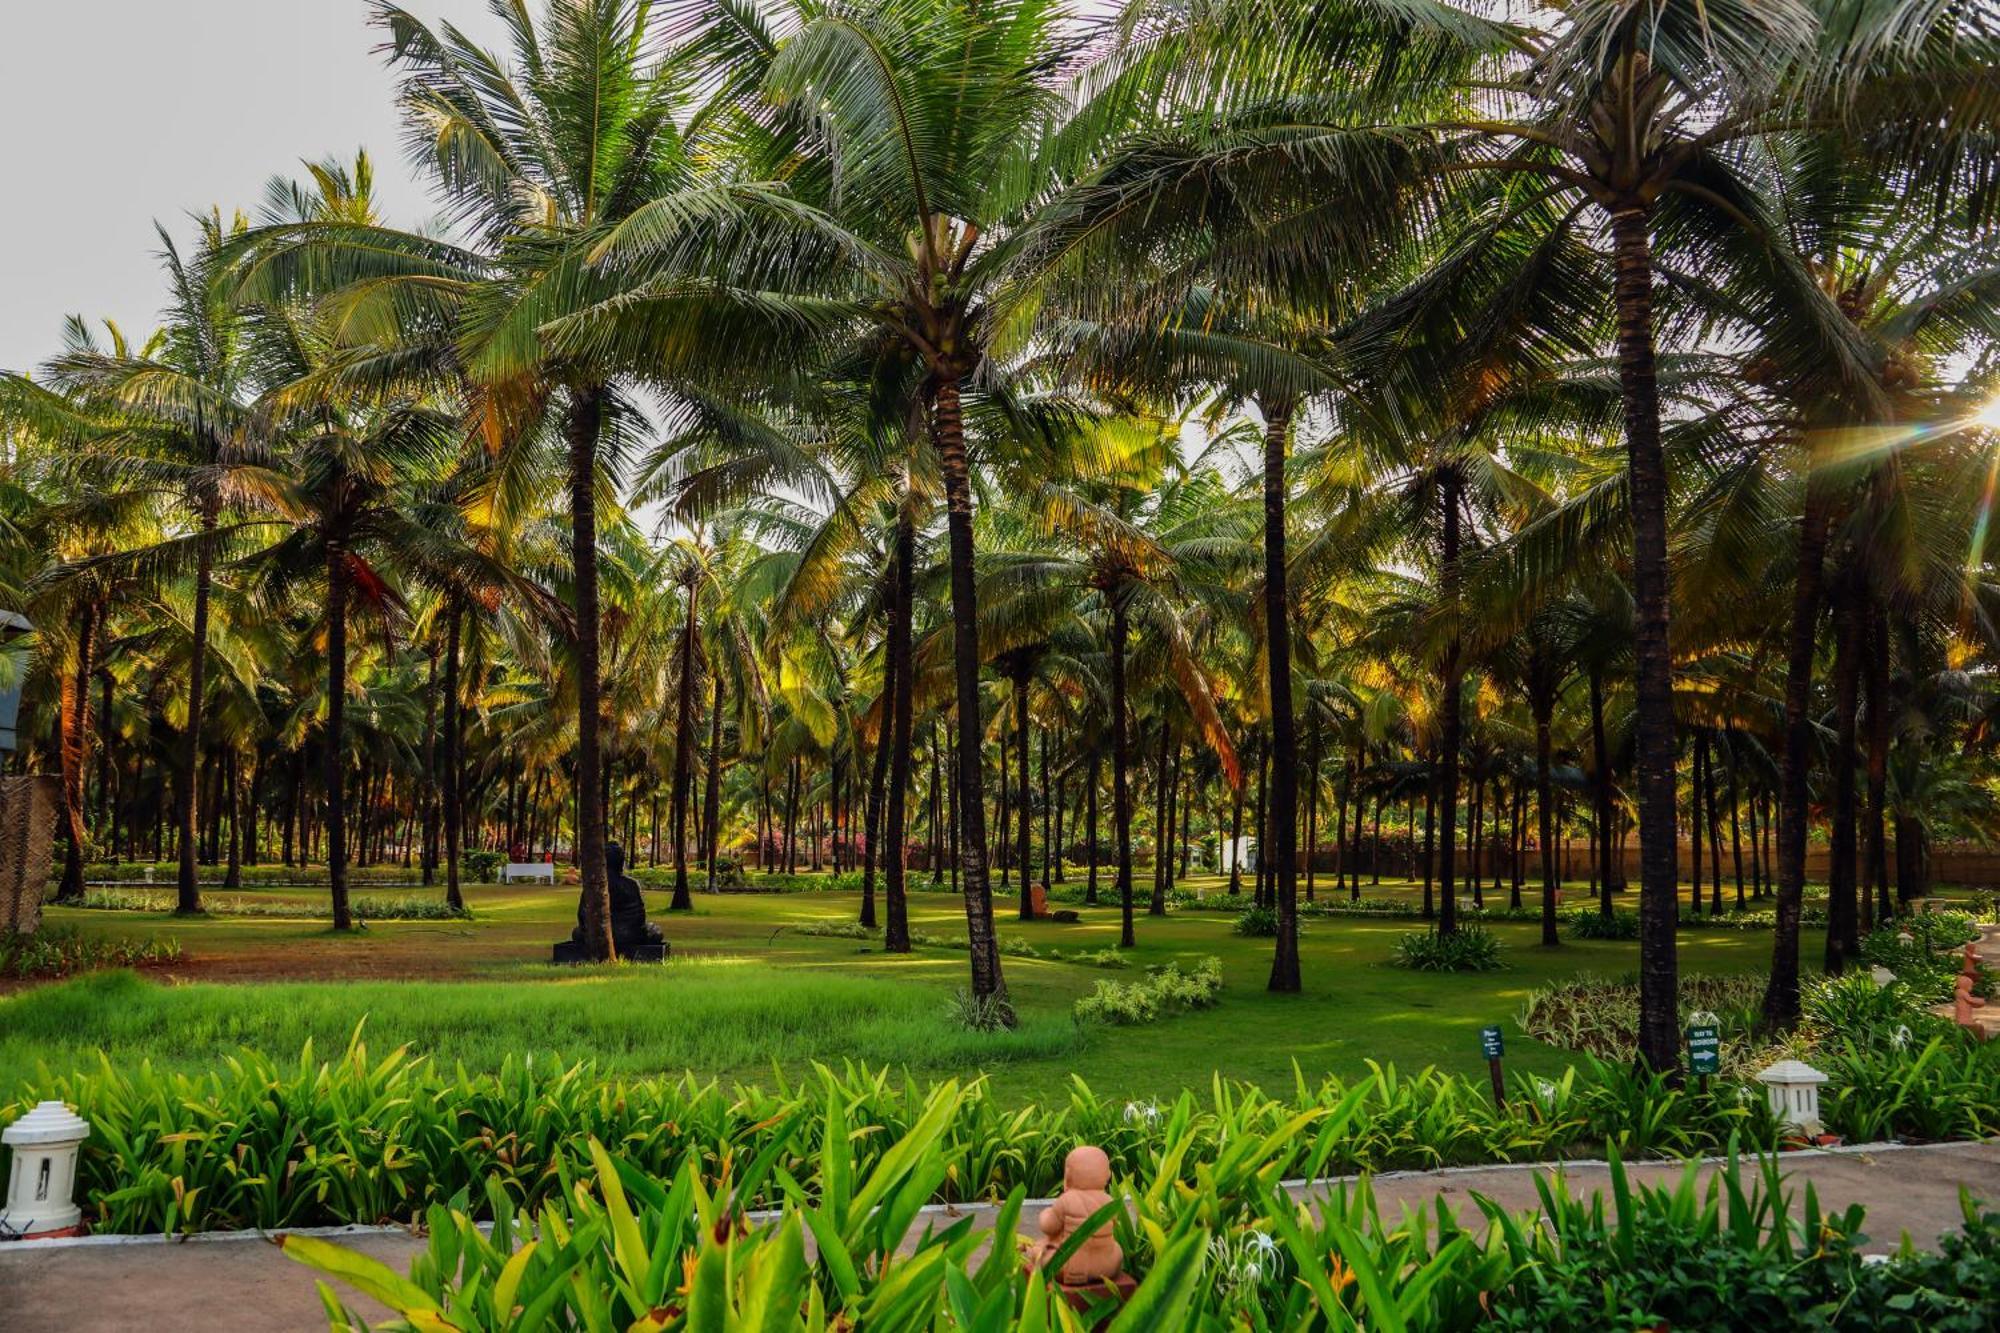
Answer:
[1755,1060,1829,1137]
[2,1101,91,1238]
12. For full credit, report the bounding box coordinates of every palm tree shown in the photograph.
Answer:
[12,223,264,915]
[236,1,757,958]
[574,0,1202,1012]
[1425,0,1995,1064]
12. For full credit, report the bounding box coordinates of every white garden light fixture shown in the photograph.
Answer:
[1,1101,90,1238]
[1755,1060,1830,1137]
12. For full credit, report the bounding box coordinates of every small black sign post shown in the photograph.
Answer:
[1687,1013,1721,1095]
[1479,1025,1506,1108]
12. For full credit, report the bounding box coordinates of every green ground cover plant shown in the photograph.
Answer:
[283,1088,1999,1332]
[0,927,182,980]
[74,888,471,921]
[1393,925,1505,972]
[1072,957,1224,1024]
[14,989,1996,1239]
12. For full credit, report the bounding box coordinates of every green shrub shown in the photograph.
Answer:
[793,919,877,940]
[1073,956,1223,1025]
[1857,911,1984,1004]
[1520,972,1770,1070]
[0,928,181,980]
[1392,925,1504,972]
[1050,946,1129,969]
[1232,904,1279,935]
[14,1020,1995,1238]
[1565,907,1641,939]
[460,848,506,882]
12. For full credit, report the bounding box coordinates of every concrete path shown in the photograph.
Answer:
[2,1140,1996,1332]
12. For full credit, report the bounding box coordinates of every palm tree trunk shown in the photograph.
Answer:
[703,672,724,894]
[566,388,614,959]
[1334,757,1351,896]
[443,598,465,911]
[325,547,353,931]
[1704,733,1725,916]
[1259,402,1300,989]
[1536,695,1559,946]
[1150,716,1171,916]
[420,638,440,884]
[669,578,700,911]
[1085,743,1101,905]
[1726,726,1745,910]
[175,503,217,914]
[1763,487,1831,1028]
[1421,762,1436,919]
[1438,468,1463,935]
[56,603,97,902]
[1609,202,1680,1072]
[1015,663,1034,920]
[884,508,916,952]
[1110,597,1136,948]
[1826,583,1863,973]
[1304,715,1319,902]
[862,623,892,926]
[1864,599,1891,923]
[932,378,1008,1012]
[1690,730,1706,917]
[1590,662,1616,915]
[1226,745,1244,897]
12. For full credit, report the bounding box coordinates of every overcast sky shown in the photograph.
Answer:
[0,1,500,376]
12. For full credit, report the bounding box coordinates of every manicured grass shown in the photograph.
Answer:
[8,875,1823,1105]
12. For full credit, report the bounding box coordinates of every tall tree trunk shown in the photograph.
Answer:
[1689,729,1706,917]
[1864,598,1891,924]
[442,599,465,910]
[1704,732,1724,916]
[1334,755,1352,896]
[1085,744,1101,905]
[1437,468,1463,935]
[1763,488,1831,1028]
[1016,664,1034,920]
[703,672,724,894]
[1149,716,1170,916]
[1609,202,1680,1073]
[1040,729,1053,892]
[1826,583,1863,973]
[56,603,98,901]
[223,749,241,888]
[1726,726,1745,910]
[325,547,353,931]
[1304,715,1319,902]
[862,617,892,927]
[884,509,916,952]
[669,578,700,910]
[1536,692,1559,946]
[1590,662,1616,915]
[420,638,439,885]
[1259,401,1301,990]
[1111,597,1135,948]
[931,378,1007,1012]
[566,389,614,959]
[1421,761,1436,919]
[176,502,218,914]
[1226,744,1245,897]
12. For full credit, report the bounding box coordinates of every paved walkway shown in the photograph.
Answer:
[2,1140,1996,1332]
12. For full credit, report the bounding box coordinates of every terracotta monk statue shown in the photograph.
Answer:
[1032,1146,1124,1286]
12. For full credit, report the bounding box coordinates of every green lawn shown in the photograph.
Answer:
[6,875,1820,1105]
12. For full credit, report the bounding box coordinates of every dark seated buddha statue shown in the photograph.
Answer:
[551,841,668,963]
